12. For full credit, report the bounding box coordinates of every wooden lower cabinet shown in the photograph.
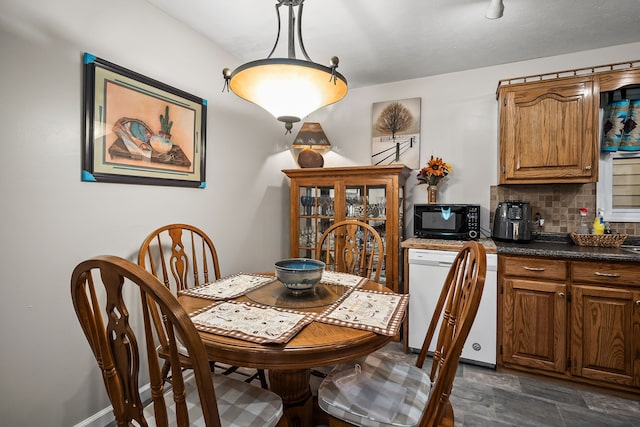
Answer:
[502,278,567,373]
[571,284,640,387]
[499,255,640,393]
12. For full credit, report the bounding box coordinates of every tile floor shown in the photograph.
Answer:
[311,342,640,427]
[107,342,640,426]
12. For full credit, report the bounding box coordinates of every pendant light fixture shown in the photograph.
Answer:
[222,0,348,133]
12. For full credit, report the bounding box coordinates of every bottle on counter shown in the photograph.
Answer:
[604,222,612,234]
[578,208,590,234]
[592,208,605,235]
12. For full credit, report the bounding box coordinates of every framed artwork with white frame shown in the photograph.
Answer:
[371,97,421,169]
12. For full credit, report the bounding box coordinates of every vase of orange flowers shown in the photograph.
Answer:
[417,155,452,204]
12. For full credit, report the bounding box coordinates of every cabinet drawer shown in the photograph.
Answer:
[572,261,640,287]
[501,256,568,280]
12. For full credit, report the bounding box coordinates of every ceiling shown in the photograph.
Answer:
[146,0,640,89]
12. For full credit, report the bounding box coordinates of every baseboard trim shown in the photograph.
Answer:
[72,406,114,427]
[73,383,152,427]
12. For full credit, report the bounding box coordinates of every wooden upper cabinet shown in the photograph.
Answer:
[498,76,598,184]
[596,67,640,92]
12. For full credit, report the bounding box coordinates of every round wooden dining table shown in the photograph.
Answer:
[178,277,397,427]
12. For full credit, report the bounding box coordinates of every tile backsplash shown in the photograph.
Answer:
[490,183,640,236]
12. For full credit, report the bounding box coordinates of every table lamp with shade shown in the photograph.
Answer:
[292,122,332,168]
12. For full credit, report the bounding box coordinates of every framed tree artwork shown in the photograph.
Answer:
[371,97,421,169]
[82,53,207,188]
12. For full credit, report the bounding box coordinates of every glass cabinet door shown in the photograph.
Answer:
[345,184,389,282]
[298,185,335,258]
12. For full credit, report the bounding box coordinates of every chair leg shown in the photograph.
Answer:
[310,369,327,378]
[243,369,269,389]
[440,400,454,427]
[257,369,269,389]
[161,360,172,384]
[221,365,240,375]
[216,363,269,389]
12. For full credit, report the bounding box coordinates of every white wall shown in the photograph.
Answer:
[1,0,638,425]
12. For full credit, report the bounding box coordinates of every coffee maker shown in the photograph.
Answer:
[492,200,533,242]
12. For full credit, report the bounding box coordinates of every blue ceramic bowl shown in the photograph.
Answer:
[275,258,325,294]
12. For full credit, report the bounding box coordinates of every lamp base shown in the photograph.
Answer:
[297,148,324,168]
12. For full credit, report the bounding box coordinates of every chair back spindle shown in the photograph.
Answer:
[316,219,384,282]
[139,224,221,293]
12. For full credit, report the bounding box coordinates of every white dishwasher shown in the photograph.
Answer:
[407,248,497,367]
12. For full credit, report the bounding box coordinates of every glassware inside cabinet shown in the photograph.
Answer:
[345,186,364,218]
[367,186,386,219]
[298,186,334,258]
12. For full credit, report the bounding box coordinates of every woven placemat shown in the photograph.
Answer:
[190,301,314,344]
[179,273,275,300]
[315,289,409,336]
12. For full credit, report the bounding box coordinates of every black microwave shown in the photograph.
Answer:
[414,204,480,240]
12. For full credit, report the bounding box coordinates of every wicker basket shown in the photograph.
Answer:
[569,232,628,247]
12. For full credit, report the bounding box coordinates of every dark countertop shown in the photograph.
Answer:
[495,239,640,262]
[403,233,640,263]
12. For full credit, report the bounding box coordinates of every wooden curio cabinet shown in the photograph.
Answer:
[283,165,411,293]
[498,75,598,184]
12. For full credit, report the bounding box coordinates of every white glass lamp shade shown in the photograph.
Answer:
[228,59,348,124]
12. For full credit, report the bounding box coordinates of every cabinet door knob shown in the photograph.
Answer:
[559,292,565,299]
[584,165,592,170]
[636,300,640,307]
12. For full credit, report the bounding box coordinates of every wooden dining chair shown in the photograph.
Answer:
[71,255,285,427]
[317,241,487,427]
[138,223,268,388]
[316,219,385,283]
